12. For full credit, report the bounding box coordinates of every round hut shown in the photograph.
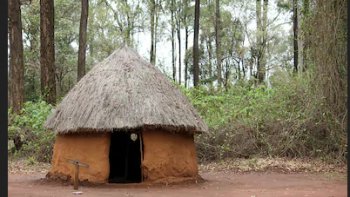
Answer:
[45,47,208,184]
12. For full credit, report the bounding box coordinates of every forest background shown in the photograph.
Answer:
[8,0,347,164]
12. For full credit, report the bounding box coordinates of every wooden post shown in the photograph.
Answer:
[66,159,89,191]
[139,132,143,182]
[74,164,79,190]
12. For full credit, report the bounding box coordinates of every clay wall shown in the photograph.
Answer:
[142,129,198,182]
[48,133,111,183]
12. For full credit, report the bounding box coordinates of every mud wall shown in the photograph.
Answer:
[142,129,198,181]
[48,133,111,183]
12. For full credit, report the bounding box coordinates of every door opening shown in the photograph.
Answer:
[109,131,142,183]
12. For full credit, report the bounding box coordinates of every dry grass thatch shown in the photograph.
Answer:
[45,47,208,134]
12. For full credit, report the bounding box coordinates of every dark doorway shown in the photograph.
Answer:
[109,131,142,183]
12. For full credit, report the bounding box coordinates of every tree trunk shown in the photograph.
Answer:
[256,0,267,83]
[256,0,262,82]
[215,0,222,87]
[301,0,309,72]
[224,62,229,90]
[193,0,200,87]
[184,27,189,87]
[260,0,268,82]
[242,58,246,78]
[177,21,181,84]
[171,0,176,82]
[9,0,24,113]
[154,5,159,65]
[8,17,12,108]
[40,0,56,104]
[77,0,89,81]
[207,37,213,88]
[184,0,189,88]
[88,4,94,63]
[293,0,298,72]
[297,5,303,73]
[28,24,39,100]
[149,0,155,65]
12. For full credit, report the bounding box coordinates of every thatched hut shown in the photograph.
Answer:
[45,47,208,184]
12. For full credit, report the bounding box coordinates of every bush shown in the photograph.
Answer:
[184,72,346,163]
[8,100,55,162]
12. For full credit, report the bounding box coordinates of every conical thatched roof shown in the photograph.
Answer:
[45,47,208,134]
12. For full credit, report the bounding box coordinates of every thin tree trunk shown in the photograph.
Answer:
[154,5,159,65]
[123,0,133,47]
[8,21,12,108]
[301,0,309,72]
[207,37,213,88]
[256,0,262,83]
[88,3,94,63]
[184,0,189,88]
[9,0,24,113]
[193,0,200,87]
[242,58,246,78]
[297,7,303,73]
[293,0,298,72]
[184,27,189,87]
[215,0,222,87]
[40,0,56,104]
[149,0,155,65]
[177,22,181,84]
[237,59,242,80]
[31,73,36,98]
[260,0,268,82]
[224,62,229,90]
[28,27,39,99]
[171,0,176,82]
[256,0,267,83]
[77,0,89,81]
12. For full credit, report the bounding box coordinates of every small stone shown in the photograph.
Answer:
[72,191,83,195]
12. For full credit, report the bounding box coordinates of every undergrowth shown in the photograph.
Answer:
[182,71,346,164]
[8,100,54,162]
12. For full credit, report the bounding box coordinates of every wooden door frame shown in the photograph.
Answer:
[139,129,144,182]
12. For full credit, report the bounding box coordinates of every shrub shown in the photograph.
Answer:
[8,100,55,162]
[184,72,346,163]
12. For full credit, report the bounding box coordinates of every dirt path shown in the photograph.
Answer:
[9,170,346,197]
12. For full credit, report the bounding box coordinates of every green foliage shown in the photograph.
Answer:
[183,71,346,163]
[8,100,55,162]
[276,0,292,11]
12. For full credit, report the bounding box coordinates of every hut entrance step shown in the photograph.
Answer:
[108,131,142,183]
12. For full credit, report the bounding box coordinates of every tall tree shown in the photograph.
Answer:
[309,0,347,119]
[301,0,309,72]
[40,0,56,104]
[207,36,213,88]
[261,0,268,80]
[104,0,143,47]
[171,0,176,81]
[256,0,262,81]
[215,0,222,87]
[293,0,298,72]
[154,5,160,65]
[77,0,89,81]
[9,0,24,113]
[256,0,268,83]
[176,4,182,84]
[193,0,200,86]
[183,0,190,87]
[149,0,156,65]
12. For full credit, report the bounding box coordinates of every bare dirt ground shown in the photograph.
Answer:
[9,158,347,197]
